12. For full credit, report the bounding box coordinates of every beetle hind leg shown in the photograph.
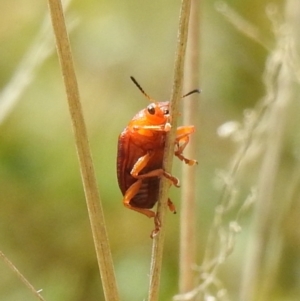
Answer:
[122,180,156,218]
[168,198,176,214]
[151,216,161,238]
[150,198,176,238]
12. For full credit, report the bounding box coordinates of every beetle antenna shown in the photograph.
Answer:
[182,89,201,98]
[130,76,155,102]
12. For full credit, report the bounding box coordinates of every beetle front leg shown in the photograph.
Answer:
[175,126,198,166]
[133,122,171,132]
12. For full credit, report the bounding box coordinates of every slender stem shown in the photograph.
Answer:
[0,250,47,301]
[179,0,200,295]
[147,1,192,301]
[47,1,119,301]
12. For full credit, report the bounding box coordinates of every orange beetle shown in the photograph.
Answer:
[117,77,199,235]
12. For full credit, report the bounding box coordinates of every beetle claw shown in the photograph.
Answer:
[150,228,160,238]
[189,159,198,166]
[150,214,161,238]
[167,198,177,213]
[154,214,161,228]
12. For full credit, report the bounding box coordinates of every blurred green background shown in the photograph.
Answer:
[1,0,299,301]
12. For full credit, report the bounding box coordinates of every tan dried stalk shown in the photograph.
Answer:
[147,1,192,301]
[47,1,119,301]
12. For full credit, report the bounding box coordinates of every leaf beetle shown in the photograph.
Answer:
[117,77,199,235]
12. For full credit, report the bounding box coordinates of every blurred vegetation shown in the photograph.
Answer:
[1,0,299,301]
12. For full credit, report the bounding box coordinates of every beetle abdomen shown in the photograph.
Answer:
[130,177,159,209]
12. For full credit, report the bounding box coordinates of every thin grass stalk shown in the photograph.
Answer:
[0,251,47,301]
[46,1,119,300]
[179,0,200,295]
[147,1,192,301]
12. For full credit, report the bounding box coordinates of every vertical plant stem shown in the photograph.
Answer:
[147,1,192,301]
[0,251,47,301]
[179,0,200,295]
[47,1,119,301]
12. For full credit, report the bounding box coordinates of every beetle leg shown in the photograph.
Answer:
[168,198,176,214]
[151,215,161,238]
[151,198,176,238]
[175,126,198,166]
[122,180,156,218]
[176,125,195,139]
[133,123,171,132]
[131,152,180,187]
[175,137,198,166]
[136,169,180,187]
[130,152,153,178]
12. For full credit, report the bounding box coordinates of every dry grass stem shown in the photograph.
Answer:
[179,0,200,296]
[47,1,119,300]
[147,1,192,301]
[0,250,47,301]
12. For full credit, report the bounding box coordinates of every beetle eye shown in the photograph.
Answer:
[147,105,156,115]
[164,109,169,115]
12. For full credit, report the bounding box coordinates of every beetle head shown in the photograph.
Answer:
[130,76,170,128]
[130,76,200,129]
[145,101,170,124]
